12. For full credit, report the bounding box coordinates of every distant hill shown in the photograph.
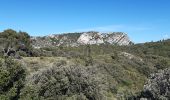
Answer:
[31,31,132,48]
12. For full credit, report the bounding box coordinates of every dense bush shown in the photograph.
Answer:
[154,59,169,69]
[17,50,28,57]
[20,62,107,100]
[0,58,26,100]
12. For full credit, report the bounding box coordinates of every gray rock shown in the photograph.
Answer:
[139,68,170,100]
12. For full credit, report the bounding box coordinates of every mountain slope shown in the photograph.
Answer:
[31,31,132,48]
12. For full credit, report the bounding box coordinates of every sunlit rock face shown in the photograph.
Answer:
[77,32,131,45]
[103,32,131,45]
[77,32,104,45]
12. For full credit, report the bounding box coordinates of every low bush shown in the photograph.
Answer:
[20,64,107,100]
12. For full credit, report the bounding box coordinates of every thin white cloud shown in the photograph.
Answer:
[73,24,151,33]
[163,34,169,39]
[73,25,123,32]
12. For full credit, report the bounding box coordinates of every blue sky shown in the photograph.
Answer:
[0,0,170,43]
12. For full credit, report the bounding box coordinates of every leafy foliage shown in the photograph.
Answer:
[0,29,32,57]
[0,58,26,100]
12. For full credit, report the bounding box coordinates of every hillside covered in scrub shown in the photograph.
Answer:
[0,29,170,100]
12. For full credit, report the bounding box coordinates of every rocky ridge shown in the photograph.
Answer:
[31,31,132,48]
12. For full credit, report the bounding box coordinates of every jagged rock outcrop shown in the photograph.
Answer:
[103,32,131,45]
[77,32,131,45]
[77,31,104,45]
[31,31,132,48]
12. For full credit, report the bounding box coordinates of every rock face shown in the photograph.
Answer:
[31,31,132,48]
[103,32,131,45]
[77,32,131,45]
[77,32,104,45]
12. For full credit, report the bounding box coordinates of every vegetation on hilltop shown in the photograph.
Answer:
[0,29,32,57]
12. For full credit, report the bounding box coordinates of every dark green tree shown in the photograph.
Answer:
[0,29,32,57]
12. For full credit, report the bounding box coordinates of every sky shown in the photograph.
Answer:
[0,0,170,43]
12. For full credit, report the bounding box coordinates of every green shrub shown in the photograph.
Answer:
[40,56,44,60]
[155,59,169,69]
[21,64,107,100]
[31,49,41,57]
[53,60,67,67]
[17,50,27,57]
[0,58,26,99]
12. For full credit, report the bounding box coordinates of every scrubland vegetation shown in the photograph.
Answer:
[0,29,170,100]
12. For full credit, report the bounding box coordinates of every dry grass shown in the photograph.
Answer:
[22,57,69,73]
